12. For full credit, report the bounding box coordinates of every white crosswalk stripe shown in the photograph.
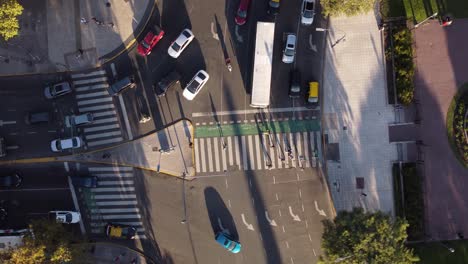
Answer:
[71,69,123,149]
[83,166,147,240]
[194,131,321,173]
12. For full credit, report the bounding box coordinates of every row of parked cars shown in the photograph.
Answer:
[238,0,316,25]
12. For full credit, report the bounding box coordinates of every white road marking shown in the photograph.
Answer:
[84,124,120,133]
[92,214,141,220]
[200,138,207,173]
[88,167,132,172]
[67,176,85,235]
[299,189,302,198]
[195,138,201,173]
[279,209,282,216]
[241,214,254,231]
[93,172,133,178]
[75,83,109,92]
[273,176,276,184]
[95,200,138,206]
[309,233,313,242]
[315,201,327,216]
[192,106,314,117]
[79,104,115,112]
[111,63,117,77]
[309,34,317,52]
[92,110,117,117]
[64,162,69,172]
[77,97,113,106]
[302,203,305,212]
[305,220,308,228]
[0,120,16,126]
[247,135,254,170]
[303,132,310,168]
[76,91,109,99]
[214,138,220,172]
[227,137,234,166]
[210,22,219,40]
[72,69,106,79]
[73,76,108,85]
[27,131,37,134]
[285,241,289,248]
[315,131,322,167]
[289,206,301,221]
[276,193,279,200]
[93,208,139,213]
[228,199,231,208]
[85,130,121,140]
[90,186,135,192]
[265,211,277,226]
[313,248,317,256]
[87,137,123,147]
[221,138,227,171]
[118,94,133,140]
[289,133,296,168]
[235,136,241,170]
[93,194,137,200]
[241,136,247,170]
[225,178,228,189]
[6,146,19,150]
[92,117,118,125]
[98,180,133,186]
[207,138,214,172]
[255,135,263,170]
[282,225,285,232]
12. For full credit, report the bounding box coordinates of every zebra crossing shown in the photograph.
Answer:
[71,70,124,148]
[84,166,146,240]
[194,131,322,173]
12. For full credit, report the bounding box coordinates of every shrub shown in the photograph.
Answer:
[321,0,375,17]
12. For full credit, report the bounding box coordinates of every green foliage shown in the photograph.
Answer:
[0,0,23,41]
[319,208,419,264]
[401,163,424,240]
[451,91,468,164]
[380,0,406,19]
[321,0,375,17]
[0,219,88,264]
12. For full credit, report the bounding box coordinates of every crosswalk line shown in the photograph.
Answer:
[77,97,113,106]
[221,139,227,171]
[207,138,214,172]
[214,138,220,172]
[87,137,123,147]
[93,172,133,178]
[90,221,143,227]
[79,104,115,113]
[303,132,310,168]
[200,138,207,173]
[289,133,296,168]
[73,76,108,85]
[85,131,121,140]
[93,214,141,220]
[84,124,120,133]
[283,134,289,169]
[227,137,234,167]
[91,208,139,214]
[89,167,133,172]
[275,134,283,169]
[92,110,117,117]
[315,131,322,166]
[255,135,262,170]
[75,83,109,92]
[309,132,316,167]
[98,180,134,186]
[241,136,247,170]
[90,186,135,192]
[93,194,137,200]
[76,91,109,99]
[195,138,201,173]
[96,200,138,206]
[92,117,118,125]
[269,136,276,169]
[72,70,106,79]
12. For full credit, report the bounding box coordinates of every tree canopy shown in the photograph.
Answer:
[0,0,23,41]
[319,208,419,264]
[0,219,89,264]
[321,0,374,17]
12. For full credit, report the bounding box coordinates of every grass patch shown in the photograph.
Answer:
[381,0,407,18]
[445,0,468,18]
[446,83,468,167]
[402,0,438,23]
[411,240,468,264]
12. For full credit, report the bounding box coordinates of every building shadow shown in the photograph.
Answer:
[204,186,238,240]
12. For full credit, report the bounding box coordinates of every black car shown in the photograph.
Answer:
[71,176,98,188]
[268,0,280,15]
[25,111,50,125]
[153,71,181,97]
[289,69,301,98]
[108,76,136,96]
[0,173,22,188]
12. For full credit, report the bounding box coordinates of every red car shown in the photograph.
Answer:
[235,0,251,26]
[137,27,165,56]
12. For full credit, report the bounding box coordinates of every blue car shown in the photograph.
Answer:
[71,176,98,188]
[215,231,241,253]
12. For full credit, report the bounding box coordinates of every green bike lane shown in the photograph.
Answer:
[194,119,321,138]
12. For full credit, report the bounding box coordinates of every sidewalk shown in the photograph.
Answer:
[0,0,152,75]
[87,242,151,264]
[322,13,397,215]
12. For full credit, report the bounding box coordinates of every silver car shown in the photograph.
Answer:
[282,34,296,63]
[168,29,195,59]
[183,70,210,100]
[301,0,316,25]
[44,81,72,99]
[65,113,94,128]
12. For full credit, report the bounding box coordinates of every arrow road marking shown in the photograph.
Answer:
[265,211,277,226]
[309,34,317,52]
[217,217,230,235]
[210,22,219,40]
[289,206,301,222]
[235,26,243,43]
[315,201,327,216]
[0,120,16,126]
[241,213,254,231]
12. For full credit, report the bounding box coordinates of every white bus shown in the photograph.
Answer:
[250,21,275,108]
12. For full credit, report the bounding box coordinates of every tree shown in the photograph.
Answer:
[0,219,90,264]
[0,0,23,41]
[319,208,419,264]
[321,0,374,17]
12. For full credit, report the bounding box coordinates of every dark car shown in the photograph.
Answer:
[153,71,181,97]
[108,76,136,96]
[289,70,301,98]
[105,223,137,239]
[0,173,22,188]
[268,0,280,15]
[25,111,51,125]
[71,176,98,188]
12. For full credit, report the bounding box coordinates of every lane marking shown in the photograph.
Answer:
[275,193,279,201]
[265,211,277,226]
[210,22,220,40]
[64,162,69,172]
[282,225,285,233]
[111,63,117,77]
[6,146,19,150]
[313,248,317,256]
[118,94,133,140]
[0,120,17,126]
[67,176,85,235]
[305,220,308,228]
[228,199,231,208]
[241,214,254,231]
[309,34,317,52]
[289,206,301,221]
[192,106,314,117]
[315,201,327,216]
[200,138,207,172]
[285,241,289,249]
[225,178,228,189]
[309,233,313,242]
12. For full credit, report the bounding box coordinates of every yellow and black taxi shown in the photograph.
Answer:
[105,223,137,240]
[305,81,319,109]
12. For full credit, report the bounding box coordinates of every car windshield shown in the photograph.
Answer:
[285,48,294,56]
[54,84,64,93]
[187,79,201,93]
[269,1,279,7]
[172,42,181,52]
[182,31,191,38]
[65,213,72,222]
[237,10,247,18]
[303,10,314,18]
[55,141,62,151]
[72,138,78,146]
[141,40,150,49]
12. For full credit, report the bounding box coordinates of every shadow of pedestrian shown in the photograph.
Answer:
[204,187,238,240]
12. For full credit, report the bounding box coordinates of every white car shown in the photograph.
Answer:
[65,113,94,128]
[183,70,210,100]
[282,34,296,63]
[44,81,72,99]
[49,211,81,224]
[301,0,316,25]
[168,29,195,58]
[51,137,82,152]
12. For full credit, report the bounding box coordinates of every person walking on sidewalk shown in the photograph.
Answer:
[80,17,88,24]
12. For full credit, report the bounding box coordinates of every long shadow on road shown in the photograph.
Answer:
[204,186,239,240]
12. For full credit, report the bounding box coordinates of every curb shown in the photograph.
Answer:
[82,242,157,264]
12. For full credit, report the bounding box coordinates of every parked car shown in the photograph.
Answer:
[282,34,296,63]
[25,111,51,125]
[215,231,241,253]
[168,29,195,59]
[235,0,251,25]
[44,81,72,99]
[183,70,210,100]
[301,0,316,25]
[268,0,280,15]
[51,137,82,152]
[153,71,181,97]
[71,176,98,188]
[137,26,165,56]
[49,211,81,224]
[0,173,22,188]
[289,70,301,98]
[305,81,319,109]
[108,76,136,96]
[105,223,137,239]
[65,113,94,128]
